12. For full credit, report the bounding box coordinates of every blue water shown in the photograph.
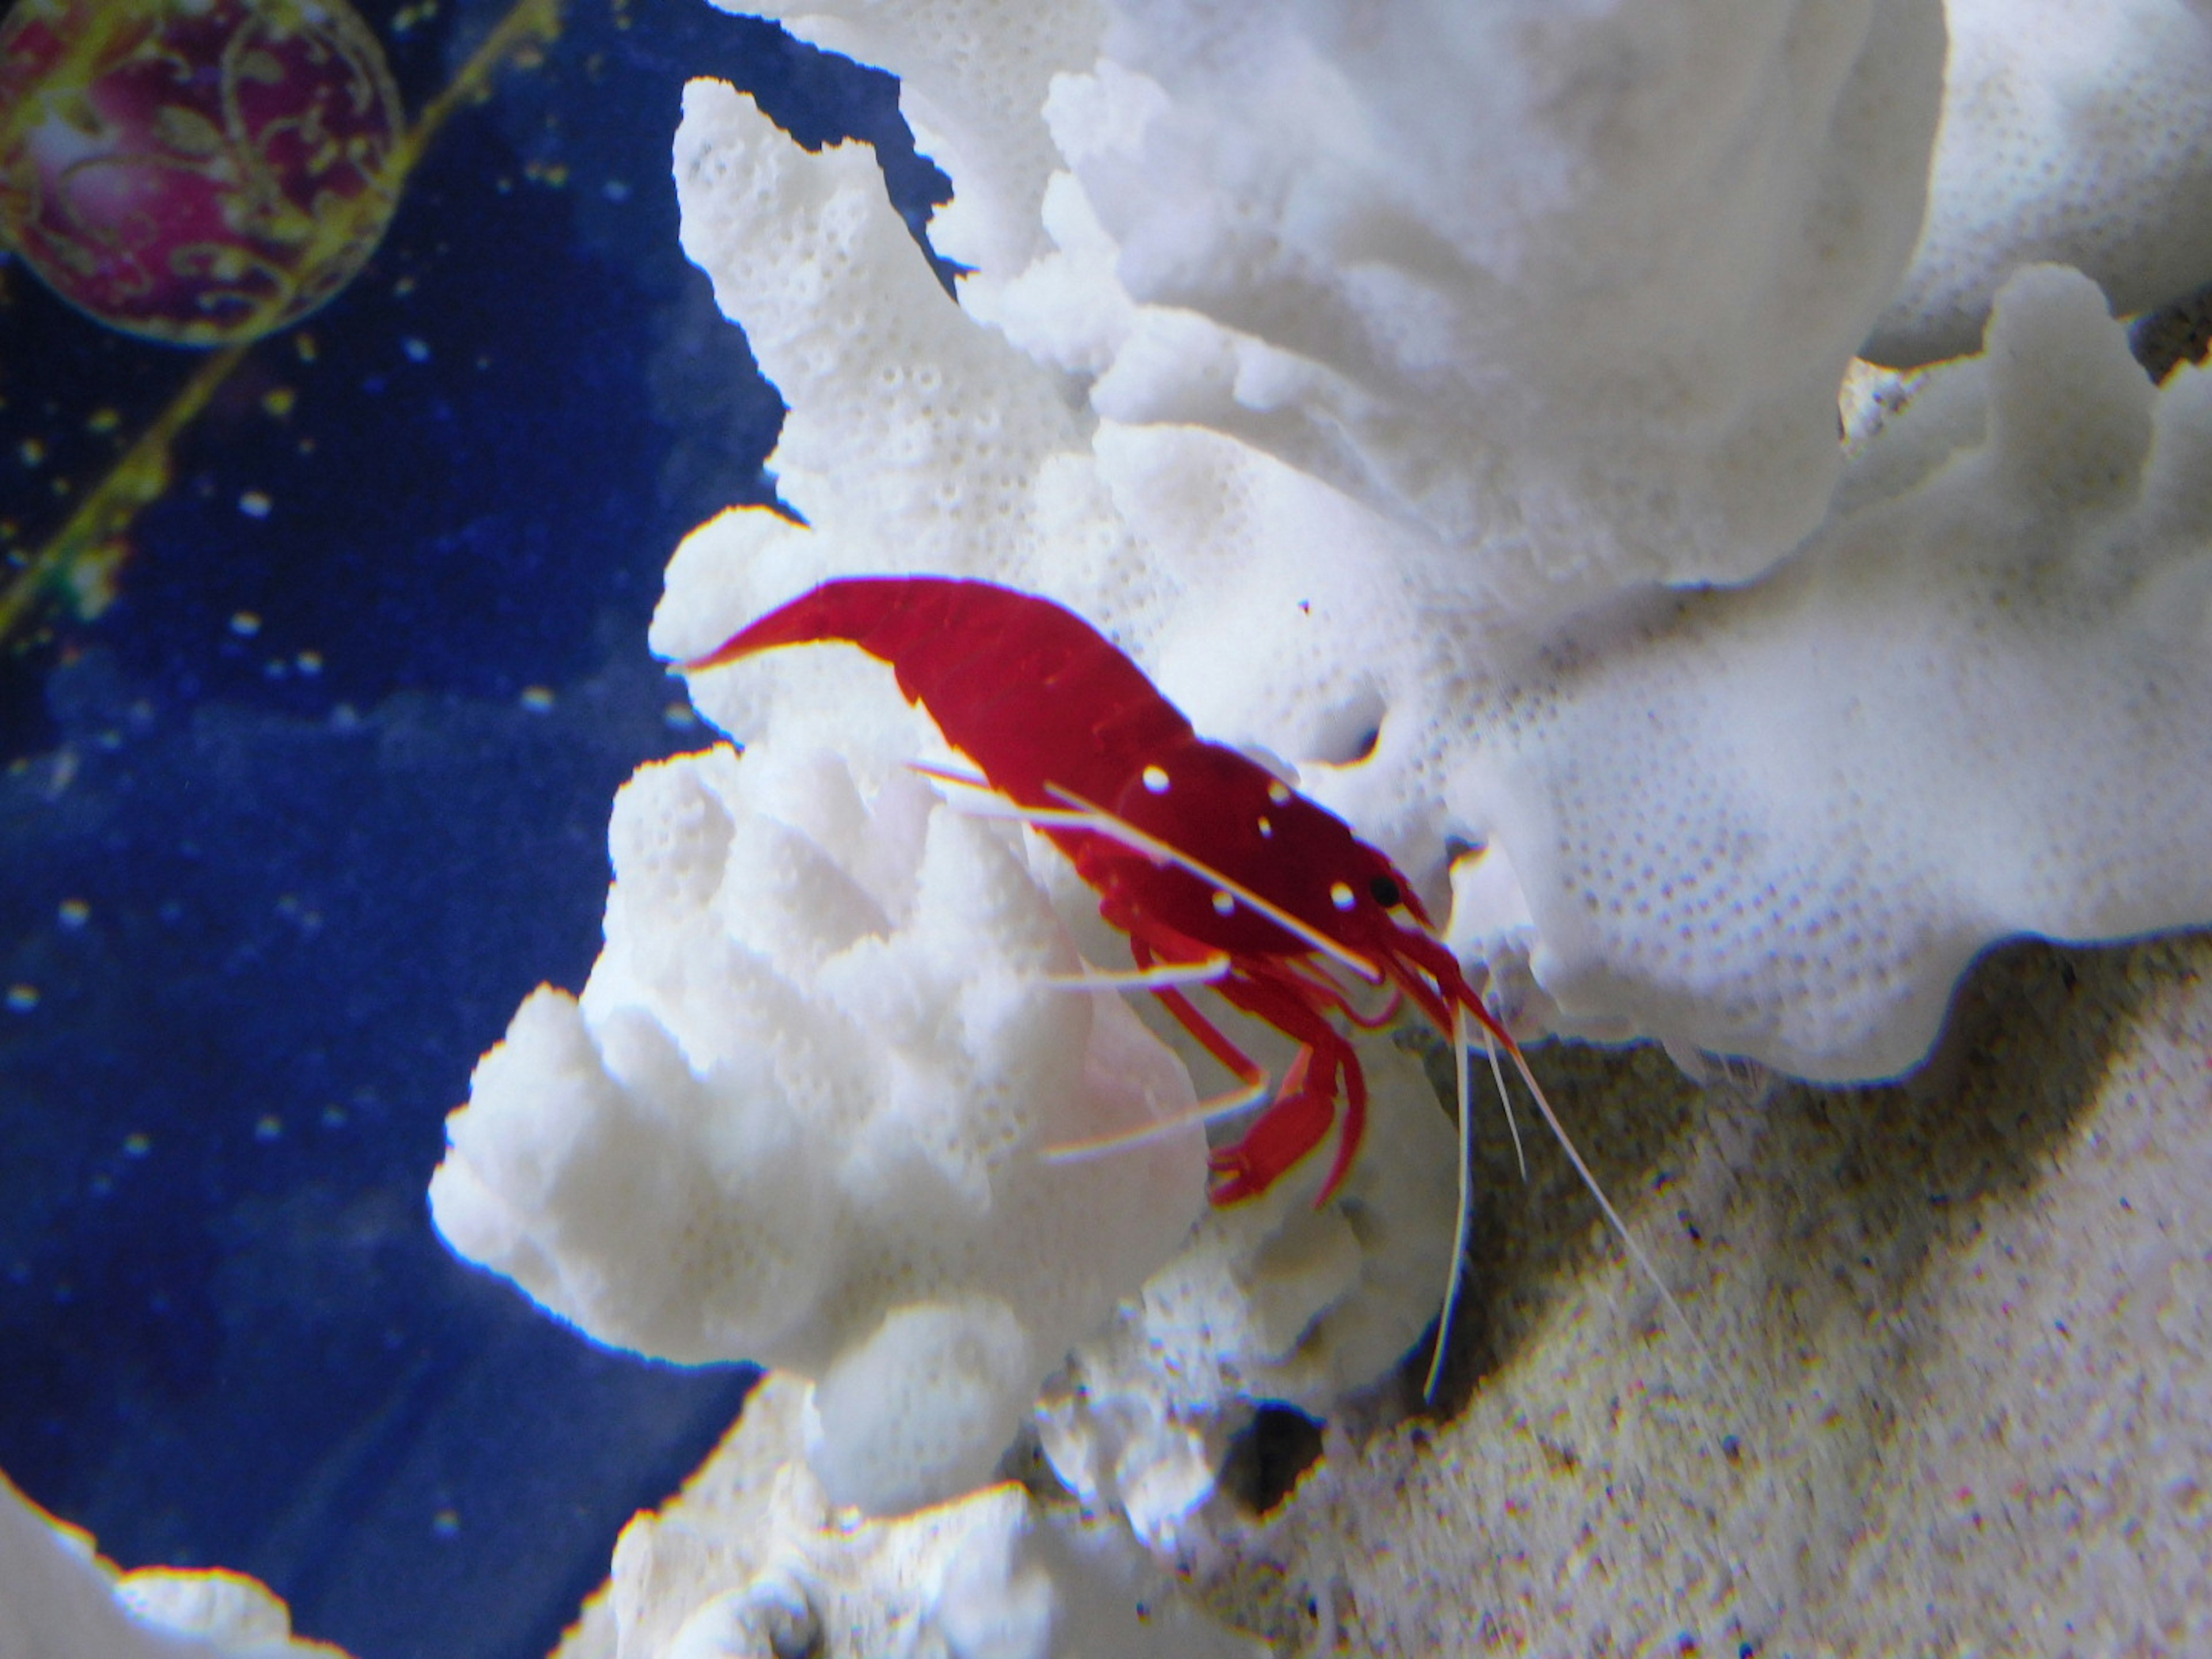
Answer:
[0,5,944,1654]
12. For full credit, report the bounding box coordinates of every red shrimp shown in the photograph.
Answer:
[684,577,1683,1391]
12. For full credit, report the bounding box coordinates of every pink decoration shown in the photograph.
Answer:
[0,0,403,346]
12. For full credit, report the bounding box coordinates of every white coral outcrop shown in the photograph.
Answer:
[0,1472,348,1659]
[658,20,2212,1081]
[1869,0,2212,365]
[448,0,2212,1589]
[1038,1037,1458,1558]
[1453,264,2212,1075]
[431,729,1207,1515]
[579,1373,1268,1659]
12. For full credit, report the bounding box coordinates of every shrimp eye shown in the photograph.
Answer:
[1369,874,1402,908]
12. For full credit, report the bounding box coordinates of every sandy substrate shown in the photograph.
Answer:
[1208,933,2212,1656]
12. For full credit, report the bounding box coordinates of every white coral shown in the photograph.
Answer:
[0,1471,347,1659]
[584,1373,1268,1659]
[1869,0,2212,365]
[1455,265,2212,1075]
[661,14,2212,1082]
[453,0,2212,1581]
[715,0,1946,613]
[430,728,1207,1515]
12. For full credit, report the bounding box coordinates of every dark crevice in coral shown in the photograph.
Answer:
[1219,1403,1326,1517]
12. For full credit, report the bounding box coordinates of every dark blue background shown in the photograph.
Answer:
[0,2,946,1654]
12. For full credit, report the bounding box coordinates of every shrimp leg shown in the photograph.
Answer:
[1195,962,1368,1206]
[1036,937,1276,1165]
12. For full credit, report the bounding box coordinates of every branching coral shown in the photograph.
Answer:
[1453,262,2212,1076]
[434,0,2212,1625]
[655,3,2212,1078]
[431,731,1209,1514]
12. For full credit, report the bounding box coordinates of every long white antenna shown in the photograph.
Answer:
[1426,1010,1704,1396]
[1423,1003,1478,1399]
[1039,955,1231,993]
[1483,1025,1527,1183]
[1039,1072,1274,1163]
[1501,1041,1704,1359]
[916,769,1384,983]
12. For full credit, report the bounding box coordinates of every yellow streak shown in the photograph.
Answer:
[389,0,563,173]
[0,4,137,166]
[0,343,246,645]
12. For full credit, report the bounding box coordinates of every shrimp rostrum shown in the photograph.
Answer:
[683,577,1678,1391]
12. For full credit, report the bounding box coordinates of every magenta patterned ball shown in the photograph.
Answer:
[0,0,403,346]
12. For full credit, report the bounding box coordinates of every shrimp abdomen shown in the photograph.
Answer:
[687,578,1192,812]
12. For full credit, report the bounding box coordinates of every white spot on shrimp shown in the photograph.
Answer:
[1143,765,1170,794]
[1330,882,1355,911]
[1211,890,1236,916]
[1267,781,1292,806]
[1257,816,1274,838]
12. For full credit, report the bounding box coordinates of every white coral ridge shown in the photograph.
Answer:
[430,729,1209,1516]
[661,0,2212,1083]
[0,1469,349,1659]
[597,1373,1268,1659]
[1869,0,2212,365]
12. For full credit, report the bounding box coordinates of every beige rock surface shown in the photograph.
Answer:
[1198,934,2212,1655]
